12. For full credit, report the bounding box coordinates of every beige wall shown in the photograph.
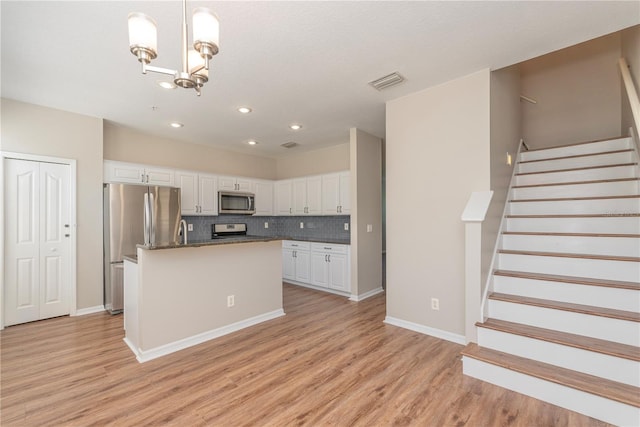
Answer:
[349,128,382,297]
[276,143,350,179]
[621,25,640,141]
[485,66,522,284]
[386,69,491,337]
[104,122,277,180]
[521,32,622,149]
[1,98,104,310]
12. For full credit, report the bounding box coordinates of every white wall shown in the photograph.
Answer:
[276,143,350,179]
[521,32,622,149]
[621,25,640,140]
[386,69,491,338]
[1,98,104,310]
[349,129,382,297]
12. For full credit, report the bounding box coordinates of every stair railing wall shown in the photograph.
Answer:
[619,57,640,158]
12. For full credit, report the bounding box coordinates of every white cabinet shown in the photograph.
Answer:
[176,170,217,215]
[322,172,350,215]
[218,176,253,192]
[310,243,350,292]
[254,180,274,216]
[292,176,322,215]
[104,160,175,186]
[275,180,293,215]
[282,241,311,283]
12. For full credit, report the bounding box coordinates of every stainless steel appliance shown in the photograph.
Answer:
[218,191,255,215]
[211,223,247,239]
[103,183,181,313]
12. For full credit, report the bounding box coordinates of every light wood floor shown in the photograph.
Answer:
[1,284,609,426]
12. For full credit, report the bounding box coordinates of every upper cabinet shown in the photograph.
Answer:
[104,160,175,186]
[275,180,293,215]
[253,180,274,216]
[322,172,350,215]
[218,176,253,192]
[175,170,217,215]
[292,176,322,215]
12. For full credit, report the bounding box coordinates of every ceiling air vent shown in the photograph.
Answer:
[369,72,405,91]
[281,142,299,149]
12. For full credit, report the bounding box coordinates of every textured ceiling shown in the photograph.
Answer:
[2,1,638,158]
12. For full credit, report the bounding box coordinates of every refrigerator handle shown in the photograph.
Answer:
[143,192,151,245]
[149,191,156,246]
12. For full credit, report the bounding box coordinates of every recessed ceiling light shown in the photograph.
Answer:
[169,122,184,128]
[238,107,252,114]
[289,124,302,130]
[158,81,176,89]
[247,140,258,145]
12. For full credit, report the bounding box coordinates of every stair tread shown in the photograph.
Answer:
[513,176,639,187]
[476,318,640,361]
[506,213,640,218]
[516,164,639,177]
[523,136,628,153]
[494,269,640,290]
[519,149,633,164]
[489,292,640,322]
[502,231,640,238]
[510,194,640,203]
[461,343,640,407]
[498,249,640,262]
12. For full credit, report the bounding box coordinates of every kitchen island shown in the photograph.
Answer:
[123,237,284,362]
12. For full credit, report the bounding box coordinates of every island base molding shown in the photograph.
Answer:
[125,309,285,363]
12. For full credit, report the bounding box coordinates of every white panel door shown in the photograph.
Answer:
[4,159,71,326]
[282,249,296,281]
[199,174,218,215]
[322,174,340,215]
[294,250,311,283]
[310,252,329,288]
[306,176,322,215]
[338,172,351,214]
[275,181,292,215]
[328,253,349,292]
[176,171,198,215]
[292,179,307,215]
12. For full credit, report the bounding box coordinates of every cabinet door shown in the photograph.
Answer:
[306,176,322,215]
[176,171,198,215]
[294,250,311,283]
[322,174,340,215]
[254,181,273,216]
[282,248,296,281]
[145,166,175,186]
[339,172,351,214]
[292,179,307,215]
[310,252,329,288]
[199,174,218,215]
[275,180,292,215]
[104,161,145,184]
[328,252,349,292]
[236,178,253,192]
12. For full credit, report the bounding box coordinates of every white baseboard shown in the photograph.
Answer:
[349,287,384,302]
[384,316,466,345]
[284,280,350,298]
[132,309,286,363]
[72,305,105,316]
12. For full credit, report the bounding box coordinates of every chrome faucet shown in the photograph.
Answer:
[179,219,188,245]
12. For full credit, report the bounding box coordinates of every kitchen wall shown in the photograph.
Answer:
[276,143,350,179]
[621,25,640,144]
[1,98,104,311]
[521,32,622,149]
[386,69,491,340]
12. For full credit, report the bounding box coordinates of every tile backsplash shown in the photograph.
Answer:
[183,215,351,242]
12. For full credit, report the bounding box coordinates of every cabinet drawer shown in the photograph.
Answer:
[311,243,348,254]
[283,240,311,250]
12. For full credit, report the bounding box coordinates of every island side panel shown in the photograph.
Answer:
[137,241,283,351]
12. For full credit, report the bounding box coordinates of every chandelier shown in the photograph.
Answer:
[127,0,219,96]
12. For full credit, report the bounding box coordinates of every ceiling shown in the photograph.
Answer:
[2,1,638,158]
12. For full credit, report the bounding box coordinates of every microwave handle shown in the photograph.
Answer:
[248,195,253,211]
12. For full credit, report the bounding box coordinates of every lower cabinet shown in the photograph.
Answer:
[283,240,350,296]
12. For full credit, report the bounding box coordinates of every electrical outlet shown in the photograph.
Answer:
[344,223,349,231]
[506,152,512,166]
[366,224,373,233]
[431,298,439,311]
[187,223,193,232]
[227,295,235,307]
[264,222,269,229]
[300,222,304,229]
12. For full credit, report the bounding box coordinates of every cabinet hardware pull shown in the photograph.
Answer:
[65,234,70,237]
[324,247,331,250]
[328,254,331,262]
[325,254,328,262]
[64,224,69,228]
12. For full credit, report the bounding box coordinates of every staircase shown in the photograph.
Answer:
[462,136,640,426]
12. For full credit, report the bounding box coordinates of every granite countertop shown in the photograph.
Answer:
[282,236,350,245]
[138,235,350,250]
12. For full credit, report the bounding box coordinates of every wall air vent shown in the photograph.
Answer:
[281,142,299,149]
[369,72,406,91]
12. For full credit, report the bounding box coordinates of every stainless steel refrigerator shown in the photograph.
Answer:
[103,183,181,313]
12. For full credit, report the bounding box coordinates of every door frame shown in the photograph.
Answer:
[1,151,78,330]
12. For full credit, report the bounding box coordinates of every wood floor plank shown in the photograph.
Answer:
[0,284,611,426]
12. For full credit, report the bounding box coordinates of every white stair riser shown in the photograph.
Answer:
[515,165,638,186]
[477,328,640,387]
[519,138,633,162]
[462,357,640,427]
[487,299,640,346]
[493,275,640,312]
[498,253,640,282]
[512,181,639,199]
[505,217,640,234]
[508,198,640,215]
[501,234,640,257]
[518,151,634,174]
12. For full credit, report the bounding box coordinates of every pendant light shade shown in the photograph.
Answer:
[128,12,158,63]
[188,49,208,85]
[192,7,219,59]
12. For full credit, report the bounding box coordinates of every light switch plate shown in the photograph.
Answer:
[300,222,304,229]
[264,222,269,229]
[187,224,193,231]
[366,224,373,232]
[344,223,349,231]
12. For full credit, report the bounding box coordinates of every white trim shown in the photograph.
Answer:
[283,280,351,298]
[129,309,286,363]
[384,316,466,345]
[349,287,384,301]
[73,305,105,316]
[0,151,78,326]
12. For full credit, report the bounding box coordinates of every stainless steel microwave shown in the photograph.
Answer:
[218,191,255,215]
